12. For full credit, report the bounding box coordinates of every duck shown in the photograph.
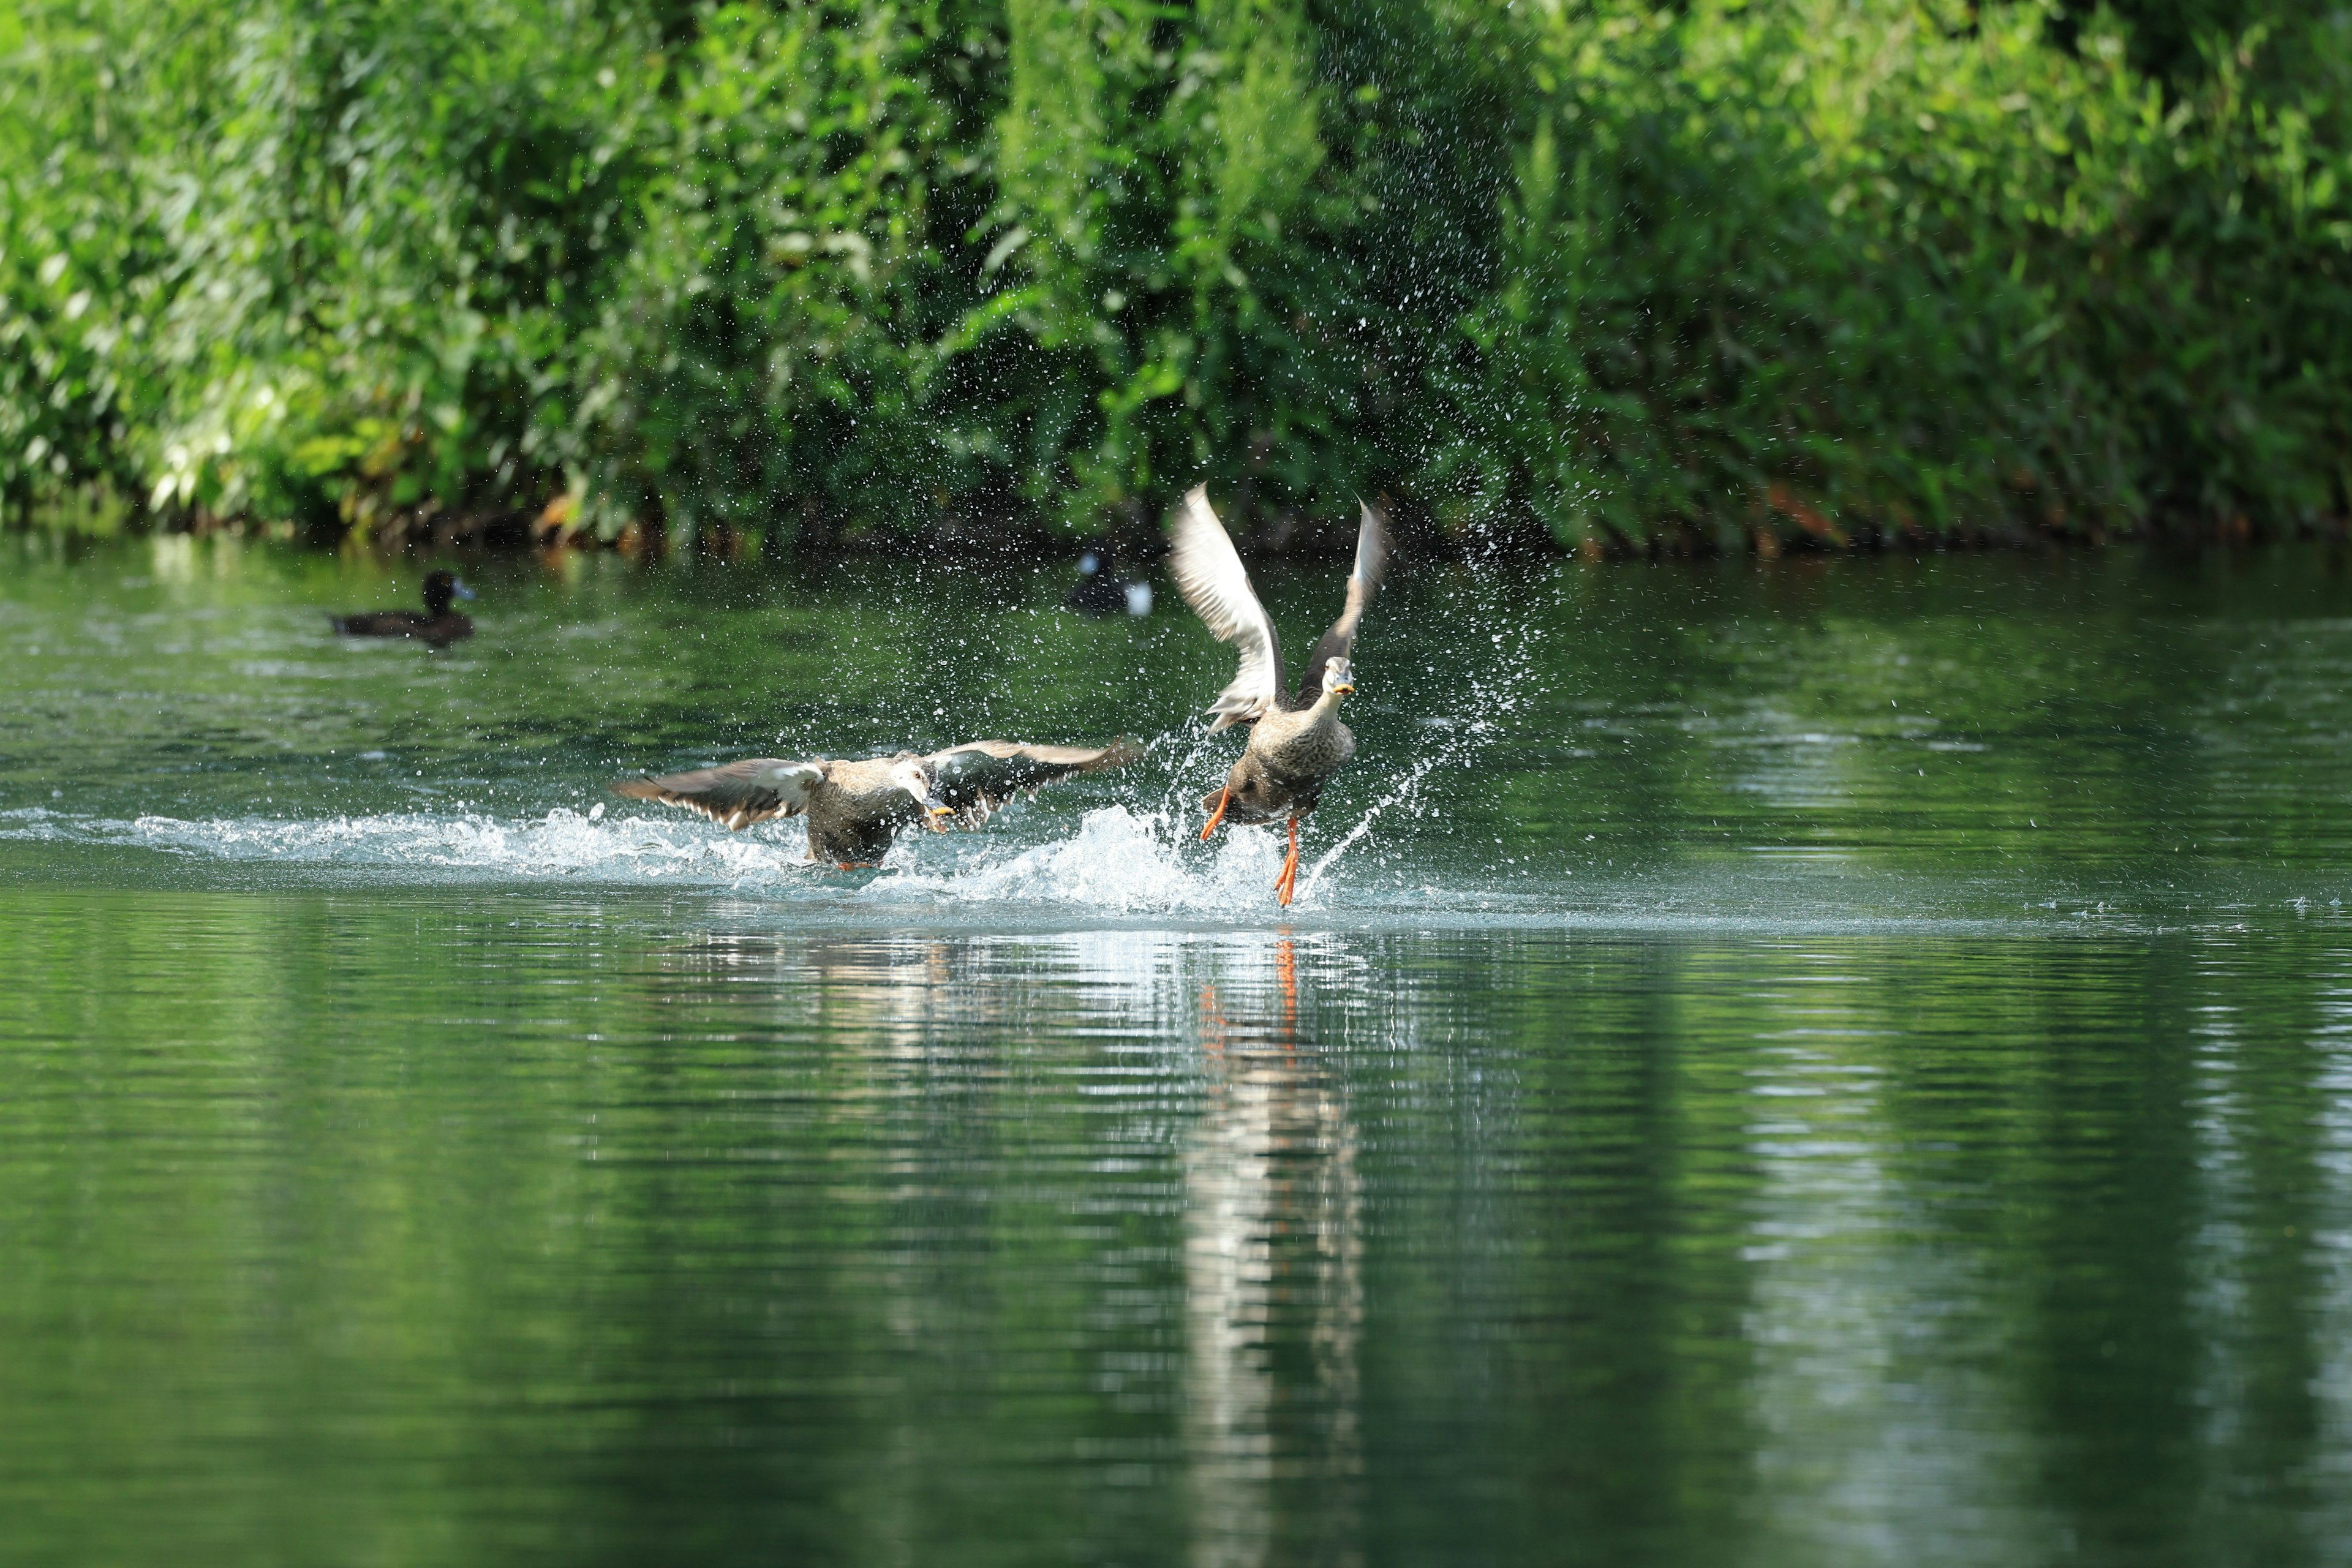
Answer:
[331,570,475,644]
[1168,486,1387,906]
[611,739,1141,869]
[1063,541,1153,618]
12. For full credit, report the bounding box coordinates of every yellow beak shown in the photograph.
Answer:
[1332,683,1355,698]
[926,804,954,831]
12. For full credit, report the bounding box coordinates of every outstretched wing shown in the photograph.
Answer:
[924,739,1143,823]
[1167,486,1283,730]
[1295,497,1389,704]
[611,759,824,831]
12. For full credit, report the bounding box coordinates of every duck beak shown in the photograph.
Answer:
[1332,682,1355,698]
[925,801,954,831]
[452,580,477,601]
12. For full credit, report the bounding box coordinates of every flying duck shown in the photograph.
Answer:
[611,739,1140,869]
[1169,486,1387,906]
[331,570,475,645]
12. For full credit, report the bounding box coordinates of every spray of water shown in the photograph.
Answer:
[1147,720,1232,826]
[1286,548,1551,907]
[0,546,1556,917]
[1294,737,1474,905]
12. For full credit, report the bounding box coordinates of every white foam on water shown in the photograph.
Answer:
[872,804,1289,915]
[0,801,1337,914]
[0,807,67,840]
[2,801,2258,935]
[4,804,821,886]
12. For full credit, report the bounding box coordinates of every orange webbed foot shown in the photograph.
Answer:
[1201,785,1232,841]
[1274,817,1301,906]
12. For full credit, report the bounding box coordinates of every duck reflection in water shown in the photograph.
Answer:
[1186,938,1363,1568]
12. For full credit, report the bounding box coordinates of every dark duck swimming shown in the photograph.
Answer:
[611,739,1141,869]
[1063,541,1153,618]
[331,570,475,645]
[1169,485,1388,907]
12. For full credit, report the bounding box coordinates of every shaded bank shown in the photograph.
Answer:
[4,0,2351,558]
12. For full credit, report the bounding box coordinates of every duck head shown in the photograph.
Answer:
[892,757,956,831]
[422,570,476,617]
[1321,657,1357,701]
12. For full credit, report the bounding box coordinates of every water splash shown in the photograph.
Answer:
[1146,718,1234,823]
[0,802,2135,933]
[876,804,1284,914]
[0,801,1310,916]
[0,805,819,884]
[1294,736,1474,905]
[1291,557,1552,904]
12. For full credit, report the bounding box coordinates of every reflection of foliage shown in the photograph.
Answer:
[0,0,2348,549]
[5,886,2348,1559]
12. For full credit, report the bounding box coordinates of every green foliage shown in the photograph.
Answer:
[0,0,2348,549]
[987,0,1334,526]
[0,0,660,535]
[576,1,974,545]
[1434,0,2352,547]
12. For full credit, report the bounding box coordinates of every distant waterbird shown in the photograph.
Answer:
[1063,541,1153,618]
[1170,486,1387,906]
[611,739,1141,869]
[330,570,476,646]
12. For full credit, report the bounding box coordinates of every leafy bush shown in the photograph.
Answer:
[1,0,2347,550]
[1436,0,2352,548]
[571,2,970,545]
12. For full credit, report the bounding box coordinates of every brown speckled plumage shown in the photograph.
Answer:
[612,740,1139,868]
[1197,698,1357,828]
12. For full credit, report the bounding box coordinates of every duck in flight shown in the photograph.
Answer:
[331,570,475,645]
[1169,486,1387,906]
[611,739,1140,869]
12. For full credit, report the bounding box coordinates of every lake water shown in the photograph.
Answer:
[5,533,2352,1566]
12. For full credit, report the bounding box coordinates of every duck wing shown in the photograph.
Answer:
[1167,486,1283,731]
[1294,498,1389,704]
[924,739,1143,821]
[611,759,824,831]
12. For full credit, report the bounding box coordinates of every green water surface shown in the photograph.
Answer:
[5,535,2352,1566]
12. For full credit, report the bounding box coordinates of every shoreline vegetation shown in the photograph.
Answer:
[3,0,2350,562]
